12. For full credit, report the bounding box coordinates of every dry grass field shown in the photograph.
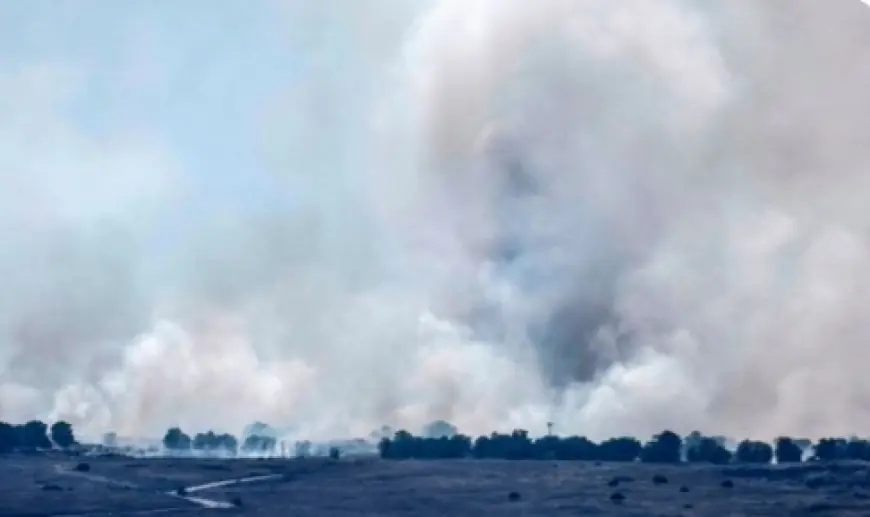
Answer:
[2,454,870,516]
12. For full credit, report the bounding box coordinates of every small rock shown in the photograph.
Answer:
[594,461,603,466]
[73,462,90,472]
[42,484,63,491]
[610,491,626,503]
[679,485,690,493]
[684,503,694,509]
[721,479,734,488]
[508,491,521,502]
[652,474,668,485]
[607,478,620,487]
[231,496,243,507]
[176,486,187,496]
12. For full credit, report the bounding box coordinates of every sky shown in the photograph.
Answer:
[2,0,870,444]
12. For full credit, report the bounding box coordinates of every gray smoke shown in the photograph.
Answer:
[2,0,870,442]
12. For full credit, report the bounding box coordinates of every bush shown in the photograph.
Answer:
[775,437,803,464]
[735,440,773,464]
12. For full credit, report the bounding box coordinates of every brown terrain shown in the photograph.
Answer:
[2,454,870,516]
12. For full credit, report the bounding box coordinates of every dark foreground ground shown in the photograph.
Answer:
[2,454,870,516]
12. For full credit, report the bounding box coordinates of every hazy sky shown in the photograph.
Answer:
[3,1,870,443]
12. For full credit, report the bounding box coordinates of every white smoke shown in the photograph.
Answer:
[3,0,870,442]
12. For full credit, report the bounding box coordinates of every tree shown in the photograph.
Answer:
[0,421,20,453]
[686,436,732,464]
[216,433,239,454]
[598,437,642,462]
[193,431,217,451]
[735,440,773,464]
[50,421,77,449]
[775,437,803,464]
[640,431,683,464]
[241,434,276,454]
[163,427,192,451]
[557,436,599,461]
[843,439,870,461]
[813,438,847,462]
[21,420,52,449]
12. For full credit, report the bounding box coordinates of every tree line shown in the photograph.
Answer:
[378,429,870,464]
[5,418,870,466]
[0,420,77,452]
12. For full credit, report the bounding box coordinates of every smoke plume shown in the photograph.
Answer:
[2,0,870,442]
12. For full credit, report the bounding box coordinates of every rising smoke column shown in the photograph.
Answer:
[3,0,870,442]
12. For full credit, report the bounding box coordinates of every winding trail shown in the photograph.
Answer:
[54,463,283,510]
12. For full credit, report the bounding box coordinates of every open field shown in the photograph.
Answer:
[3,454,870,516]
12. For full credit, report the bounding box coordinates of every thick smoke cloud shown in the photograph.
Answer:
[2,0,870,442]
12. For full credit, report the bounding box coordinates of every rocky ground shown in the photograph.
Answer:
[2,454,870,516]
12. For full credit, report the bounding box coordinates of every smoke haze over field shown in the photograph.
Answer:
[2,0,870,442]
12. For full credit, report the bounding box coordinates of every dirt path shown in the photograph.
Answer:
[52,463,282,511]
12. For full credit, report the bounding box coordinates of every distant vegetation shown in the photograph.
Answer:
[375,427,870,465]
[0,420,77,452]
[3,418,870,467]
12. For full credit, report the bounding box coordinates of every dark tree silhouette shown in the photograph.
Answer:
[556,436,599,460]
[163,427,192,451]
[813,438,848,462]
[241,434,276,454]
[735,440,773,464]
[843,439,870,461]
[50,421,77,449]
[598,437,642,462]
[640,431,683,464]
[216,433,239,454]
[192,431,237,452]
[21,420,52,449]
[686,436,732,464]
[0,421,19,452]
[775,437,803,463]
